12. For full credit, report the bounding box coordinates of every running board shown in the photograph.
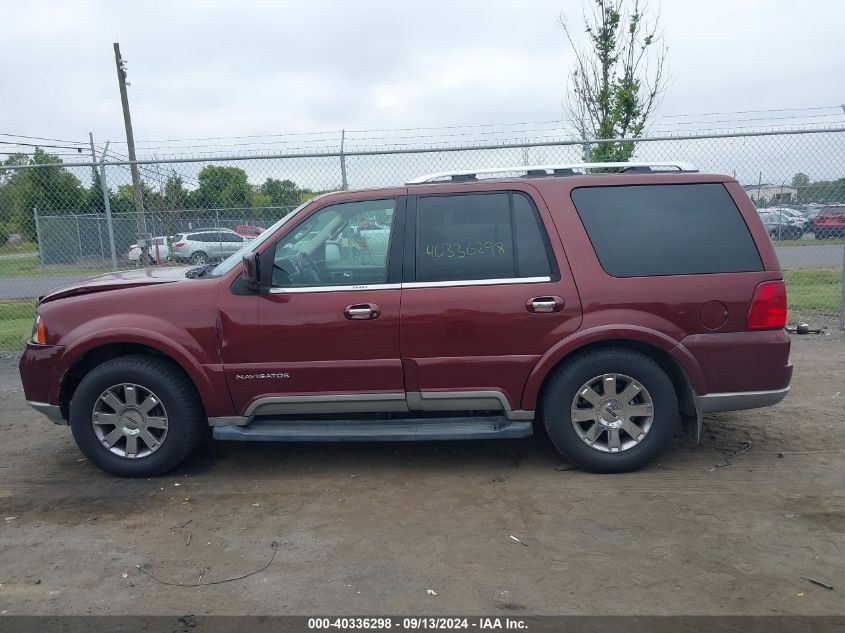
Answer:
[212,416,533,442]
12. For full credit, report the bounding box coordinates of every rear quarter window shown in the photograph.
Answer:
[571,183,763,277]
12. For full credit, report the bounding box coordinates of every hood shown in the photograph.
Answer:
[39,266,194,304]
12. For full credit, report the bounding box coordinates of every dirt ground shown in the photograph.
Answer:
[0,333,843,616]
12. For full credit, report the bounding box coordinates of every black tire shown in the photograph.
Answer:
[190,251,208,265]
[69,355,204,477]
[541,347,678,473]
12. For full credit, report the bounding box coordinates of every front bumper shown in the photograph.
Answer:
[20,343,65,421]
[26,400,66,424]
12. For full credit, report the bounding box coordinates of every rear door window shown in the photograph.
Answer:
[571,183,763,277]
[415,192,555,283]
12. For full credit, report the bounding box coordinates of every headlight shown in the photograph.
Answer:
[31,315,46,344]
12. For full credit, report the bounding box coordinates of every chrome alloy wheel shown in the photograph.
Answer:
[92,384,169,459]
[570,373,654,453]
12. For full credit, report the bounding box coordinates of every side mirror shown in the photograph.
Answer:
[242,253,258,289]
[242,252,263,293]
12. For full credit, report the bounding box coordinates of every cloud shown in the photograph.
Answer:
[0,0,843,152]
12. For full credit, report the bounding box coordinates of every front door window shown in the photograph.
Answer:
[272,199,396,288]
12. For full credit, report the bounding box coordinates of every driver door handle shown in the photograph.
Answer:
[344,303,381,320]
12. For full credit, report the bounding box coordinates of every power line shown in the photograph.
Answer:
[0,132,89,145]
[660,105,841,118]
[114,129,344,145]
[0,139,88,151]
[108,105,841,146]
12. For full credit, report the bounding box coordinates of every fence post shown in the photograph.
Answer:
[33,207,44,268]
[340,129,348,190]
[98,144,119,271]
[840,239,845,330]
[97,215,105,262]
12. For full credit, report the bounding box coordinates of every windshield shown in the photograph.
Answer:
[209,199,316,277]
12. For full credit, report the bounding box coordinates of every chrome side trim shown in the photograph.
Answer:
[26,401,66,425]
[245,393,409,416]
[403,276,550,289]
[407,390,535,421]
[208,415,250,427]
[407,390,508,412]
[269,283,400,294]
[698,387,790,413]
[228,391,536,422]
[268,277,551,294]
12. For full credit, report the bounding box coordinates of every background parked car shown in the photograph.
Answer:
[170,229,248,264]
[771,207,810,232]
[757,209,804,240]
[233,225,264,239]
[127,236,174,265]
[812,204,845,239]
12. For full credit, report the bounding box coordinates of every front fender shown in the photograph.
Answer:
[520,323,706,411]
[48,314,232,417]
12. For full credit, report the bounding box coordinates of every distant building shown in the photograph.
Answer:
[743,184,796,205]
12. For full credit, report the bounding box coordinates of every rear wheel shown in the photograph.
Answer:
[190,251,208,265]
[69,355,204,477]
[541,348,678,473]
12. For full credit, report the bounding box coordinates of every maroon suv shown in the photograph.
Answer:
[19,162,792,476]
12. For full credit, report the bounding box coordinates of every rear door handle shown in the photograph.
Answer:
[344,303,381,320]
[526,296,564,313]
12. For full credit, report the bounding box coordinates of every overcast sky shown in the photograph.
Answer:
[1,0,844,157]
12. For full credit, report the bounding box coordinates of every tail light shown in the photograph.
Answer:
[173,241,186,248]
[747,280,787,330]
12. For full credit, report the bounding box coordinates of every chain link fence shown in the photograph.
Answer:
[0,127,843,350]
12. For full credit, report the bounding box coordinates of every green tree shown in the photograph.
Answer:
[560,0,667,162]
[0,148,86,239]
[190,165,252,210]
[258,178,311,208]
[791,172,810,202]
[85,168,107,213]
[163,173,187,211]
[790,175,845,205]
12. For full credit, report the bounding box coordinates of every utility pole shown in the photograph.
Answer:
[113,42,149,264]
[88,132,97,164]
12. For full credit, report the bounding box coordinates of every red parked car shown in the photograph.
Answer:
[233,225,264,239]
[19,162,791,476]
[813,205,845,239]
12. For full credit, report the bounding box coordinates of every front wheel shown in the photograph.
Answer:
[69,355,204,477]
[541,347,679,473]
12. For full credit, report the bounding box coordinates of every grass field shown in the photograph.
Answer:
[773,237,844,247]
[0,255,112,279]
[0,240,38,256]
[783,267,843,322]
[0,300,36,351]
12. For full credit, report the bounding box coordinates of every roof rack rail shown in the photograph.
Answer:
[406,162,698,184]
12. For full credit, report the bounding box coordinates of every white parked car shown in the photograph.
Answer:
[169,229,248,265]
[770,207,810,232]
[127,236,174,265]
